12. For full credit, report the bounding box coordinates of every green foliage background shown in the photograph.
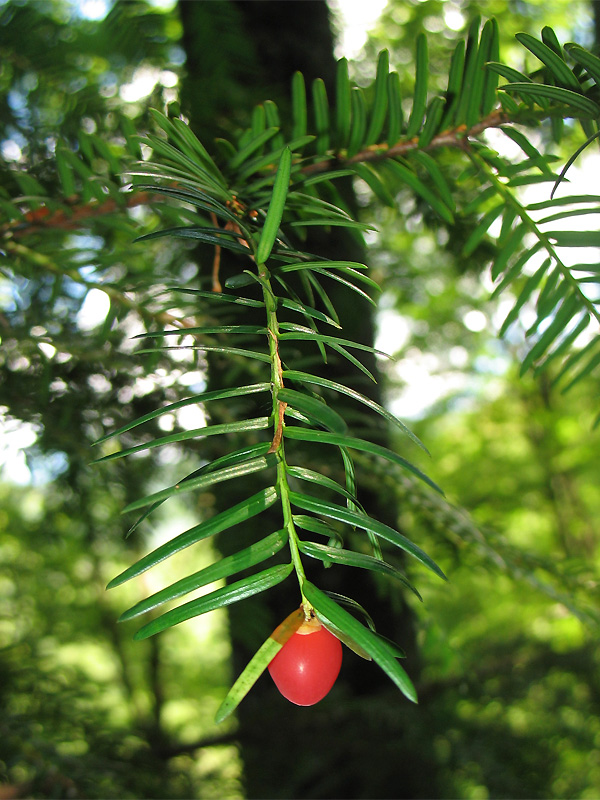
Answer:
[1,0,599,798]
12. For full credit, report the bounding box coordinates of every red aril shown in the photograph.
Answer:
[268,616,342,706]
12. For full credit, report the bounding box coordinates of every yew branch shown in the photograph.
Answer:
[2,111,513,239]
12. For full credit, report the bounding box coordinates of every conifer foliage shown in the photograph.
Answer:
[3,17,600,718]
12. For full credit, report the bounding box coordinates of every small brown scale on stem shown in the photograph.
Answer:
[210,198,255,292]
[267,329,287,453]
[209,204,287,455]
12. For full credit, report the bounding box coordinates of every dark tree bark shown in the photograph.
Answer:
[178,2,441,797]
[592,0,600,51]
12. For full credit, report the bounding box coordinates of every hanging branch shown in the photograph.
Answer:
[3,110,514,239]
[5,18,600,716]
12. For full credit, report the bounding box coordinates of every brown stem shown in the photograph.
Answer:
[209,212,223,292]
[300,109,510,175]
[2,190,159,239]
[267,329,287,454]
[268,398,288,454]
[4,110,513,239]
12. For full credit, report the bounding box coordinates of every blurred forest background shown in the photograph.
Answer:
[1,0,599,798]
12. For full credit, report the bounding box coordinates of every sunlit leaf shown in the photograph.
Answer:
[419,96,445,148]
[237,136,315,182]
[497,259,548,336]
[201,442,273,473]
[133,563,293,640]
[516,32,581,90]
[540,200,600,223]
[278,297,341,328]
[168,288,264,308]
[347,86,367,158]
[256,147,292,264]
[565,42,600,86]
[455,16,482,126]
[406,34,428,138]
[293,514,343,544]
[560,345,600,392]
[289,490,447,579]
[92,417,270,464]
[491,224,527,281]
[285,192,355,220]
[215,607,304,723]
[229,127,280,170]
[500,83,599,116]
[520,294,580,375]
[303,582,418,702]
[411,151,455,213]
[547,230,600,247]
[533,313,590,377]
[365,49,389,147]
[502,128,554,175]
[440,39,465,130]
[354,162,396,207]
[93,383,271,445]
[386,71,403,145]
[107,486,278,588]
[386,159,454,224]
[142,133,229,197]
[278,326,388,357]
[134,324,267,340]
[287,218,375,232]
[299,540,423,600]
[485,62,533,84]
[136,344,271,364]
[282,369,427,452]
[466,18,497,128]
[153,112,226,184]
[135,226,251,254]
[122,454,277,513]
[278,387,347,433]
[120,528,288,621]
[481,18,500,115]
[463,203,505,257]
[286,465,364,508]
[328,342,377,384]
[335,57,352,148]
[312,78,330,154]
[534,270,567,325]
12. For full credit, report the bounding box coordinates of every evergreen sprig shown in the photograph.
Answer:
[92,117,447,718]
[4,18,600,716]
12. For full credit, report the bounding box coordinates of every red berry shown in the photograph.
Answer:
[268,617,342,706]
